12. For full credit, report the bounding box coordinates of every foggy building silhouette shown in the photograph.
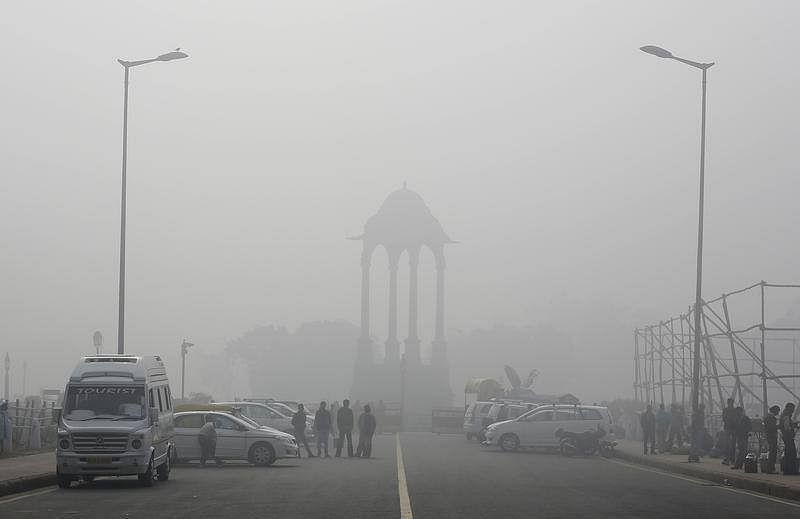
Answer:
[350,185,454,426]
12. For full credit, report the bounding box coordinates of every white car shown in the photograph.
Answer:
[217,401,314,438]
[173,411,298,466]
[483,405,614,452]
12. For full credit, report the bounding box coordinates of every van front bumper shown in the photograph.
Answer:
[57,451,150,477]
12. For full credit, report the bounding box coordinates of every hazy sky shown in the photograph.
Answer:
[2,1,799,397]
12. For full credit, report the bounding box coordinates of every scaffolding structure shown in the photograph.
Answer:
[634,281,800,418]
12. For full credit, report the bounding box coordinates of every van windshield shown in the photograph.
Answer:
[63,386,146,420]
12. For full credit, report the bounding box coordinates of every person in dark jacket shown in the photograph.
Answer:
[667,404,685,448]
[781,403,798,474]
[198,414,221,467]
[640,405,656,455]
[721,398,736,465]
[292,404,314,458]
[656,404,671,453]
[763,405,780,474]
[315,401,332,458]
[356,404,377,458]
[335,399,355,457]
[731,407,751,470]
[688,403,705,462]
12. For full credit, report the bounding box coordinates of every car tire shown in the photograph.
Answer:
[138,458,155,487]
[156,451,171,481]
[499,434,519,452]
[249,442,276,467]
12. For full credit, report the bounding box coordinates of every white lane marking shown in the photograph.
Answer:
[0,486,57,504]
[606,458,800,509]
[396,434,413,519]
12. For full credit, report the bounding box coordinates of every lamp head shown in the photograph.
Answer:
[640,45,674,59]
[157,51,189,62]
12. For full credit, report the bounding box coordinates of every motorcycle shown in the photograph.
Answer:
[555,426,616,458]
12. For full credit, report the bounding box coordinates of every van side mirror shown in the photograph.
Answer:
[149,407,159,425]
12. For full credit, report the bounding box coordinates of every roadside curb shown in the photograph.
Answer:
[615,449,800,502]
[0,473,56,498]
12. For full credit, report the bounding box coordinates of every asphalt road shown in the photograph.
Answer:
[2,433,799,518]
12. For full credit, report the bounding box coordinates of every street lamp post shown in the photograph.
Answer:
[116,50,188,355]
[640,45,714,462]
[180,339,194,400]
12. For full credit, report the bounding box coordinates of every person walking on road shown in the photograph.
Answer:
[763,405,780,474]
[335,399,354,457]
[640,404,656,455]
[781,403,798,475]
[198,414,221,467]
[731,407,751,470]
[656,403,670,453]
[315,401,332,458]
[721,398,736,465]
[356,404,377,458]
[293,404,315,458]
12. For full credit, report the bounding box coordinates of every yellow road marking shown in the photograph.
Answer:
[0,486,57,504]
[396,434,413,519]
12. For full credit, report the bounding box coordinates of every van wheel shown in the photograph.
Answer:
[249,442,276,466]
[57,470,72,489]
[156,452,171,481]
[500,434,519,452]
[138,458,154,487]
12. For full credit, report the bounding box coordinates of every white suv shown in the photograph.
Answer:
[483,405,613,452]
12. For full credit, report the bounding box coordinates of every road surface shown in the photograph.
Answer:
[2,433,798,518]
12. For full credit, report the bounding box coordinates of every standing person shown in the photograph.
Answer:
[667,404,685,449]
[336,399,354,457]
[781,403,798,475]
[356,404,377,458]
[656,403,671,453]
[721,398,736,465]
[314,401,332,458]
[763,405,781,474]
[731,407,751,470]
[198,414,221,467]
[689,403,705,462]
[640,405,656,455]
[329,401,340,445]
[293,404,315,458]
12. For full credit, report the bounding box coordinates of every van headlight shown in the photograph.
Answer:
[59,437,70,450]
[132,438,143,449]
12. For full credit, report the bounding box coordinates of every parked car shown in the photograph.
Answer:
[463,401,494,440]
[172,411,298,466]
[484,401,536,426]
[483,404,614,452]
[216,401,314,437]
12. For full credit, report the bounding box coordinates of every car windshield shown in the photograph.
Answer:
[63,385,146,420]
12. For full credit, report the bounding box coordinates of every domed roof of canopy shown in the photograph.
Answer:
[350,184,454,249]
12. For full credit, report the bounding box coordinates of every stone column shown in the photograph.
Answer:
[385,248,401,362]
[356,249,373,366]
[432,249,447,367]
[404,247,421,364]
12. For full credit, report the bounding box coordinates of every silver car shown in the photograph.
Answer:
[173,411,298,466]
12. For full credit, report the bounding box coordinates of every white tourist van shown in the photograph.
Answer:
[56,355,175,488]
